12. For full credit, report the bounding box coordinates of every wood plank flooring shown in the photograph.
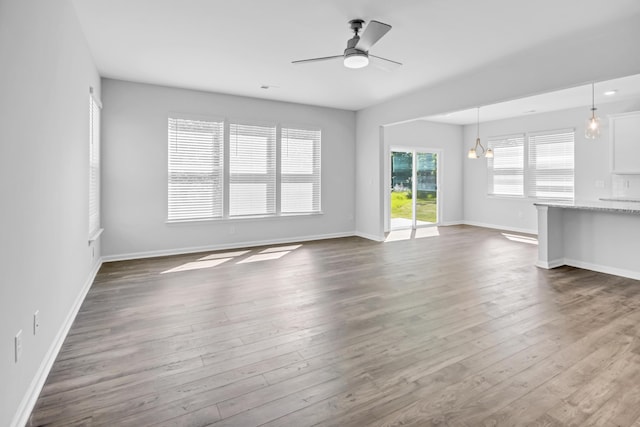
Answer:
[28,225,640,426]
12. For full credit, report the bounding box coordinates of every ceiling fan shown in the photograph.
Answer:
[292,19,402,70]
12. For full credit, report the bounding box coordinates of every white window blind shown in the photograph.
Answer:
[487,135,525,196]
[527,130,574,200]
[89,94,101,236]
[281,128,321,213]
[229,123,276,216]
[168,117,224,221]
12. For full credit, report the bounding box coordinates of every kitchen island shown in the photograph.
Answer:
[535,200,640,280]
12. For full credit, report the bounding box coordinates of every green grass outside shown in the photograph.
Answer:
[391,191,437,223]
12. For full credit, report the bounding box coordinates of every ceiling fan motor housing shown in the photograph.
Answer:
[349,19,365,33]
[292,18,399,69]
[345,36,365,55]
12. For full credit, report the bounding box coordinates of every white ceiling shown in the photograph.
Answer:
[422,73,640,125]
[71,0,640,111]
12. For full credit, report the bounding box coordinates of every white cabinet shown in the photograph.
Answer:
[610,111,640,174]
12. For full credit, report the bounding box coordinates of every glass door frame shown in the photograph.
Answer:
[386,146,442,232]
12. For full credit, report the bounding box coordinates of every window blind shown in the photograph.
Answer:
[229,123,276,216]
[281,128,321,213]
[487,135,525,196]
[168,117,224,221]
[527,130,574,200]
[89,95,101,236]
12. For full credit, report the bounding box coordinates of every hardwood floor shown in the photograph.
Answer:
[28,225,640,426]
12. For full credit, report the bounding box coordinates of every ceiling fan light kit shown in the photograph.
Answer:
[292,18,401,70]
[344,52,369,69]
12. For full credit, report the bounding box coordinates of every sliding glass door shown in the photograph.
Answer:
[390,150,438,230]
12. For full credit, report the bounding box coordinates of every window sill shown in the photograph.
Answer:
[88,228,103,244]
[486,194,529,201]
[487,194,574,203]
[166,212,324,225]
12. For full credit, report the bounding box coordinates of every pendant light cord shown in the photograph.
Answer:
[591,82,597,117]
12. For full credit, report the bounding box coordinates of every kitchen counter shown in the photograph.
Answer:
[534,199,640,214]
[535,201,640,280]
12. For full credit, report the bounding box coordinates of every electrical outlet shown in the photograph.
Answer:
[229,225,236,235]
[15,330,22,362]
[34,310,40,335]
[595,180,605,189]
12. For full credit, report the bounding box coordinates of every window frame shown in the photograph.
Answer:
[280,126,322,215]
[88,89,103,241]
[166,115,323,223]
[527,128,575,201]
[487,134,526,198]
[167,115,225,222]
[227,122,277,217]
[486,128,575,202]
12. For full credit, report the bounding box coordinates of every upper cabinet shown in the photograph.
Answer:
[610,111,640,174]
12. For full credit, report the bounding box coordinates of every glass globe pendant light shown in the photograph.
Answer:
[468,107,493,158]
[585,82,601,139]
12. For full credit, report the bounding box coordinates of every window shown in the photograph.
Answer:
[167,117,321,221]
[89,91,101,237]
[229,123,276,216]
[168,117,224,221]
[486,129,575,201]
[527,130,574,200]
[487,135,525,196]
[281,127,321,213]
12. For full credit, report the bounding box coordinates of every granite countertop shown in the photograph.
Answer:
[534,199,640,214]
[599,197,640,203]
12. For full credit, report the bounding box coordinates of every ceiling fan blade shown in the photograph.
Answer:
[355,20,391,52]
[370,54,403,71]
[292,55,343,65]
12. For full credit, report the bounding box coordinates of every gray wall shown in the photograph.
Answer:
[463,98,640,233]
[101,79,356,259]
[0,1,101,425]
[384,121,464,231]
[354,15,640,240]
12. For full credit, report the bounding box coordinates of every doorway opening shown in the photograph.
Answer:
[390,149,439,230]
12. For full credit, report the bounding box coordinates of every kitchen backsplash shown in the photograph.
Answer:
[612,174,640,199]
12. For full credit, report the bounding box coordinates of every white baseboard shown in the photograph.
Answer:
[10,258,103,427]
[102,231,357,262]
[440,221,464,226]
[536,259,565,269]
[536,257,640,281]
[463,220,537,236]
[353,231,384,242]
[563,258,640,281]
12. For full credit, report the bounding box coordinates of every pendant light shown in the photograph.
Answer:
[468,107,493,159]
[585,82,601,139]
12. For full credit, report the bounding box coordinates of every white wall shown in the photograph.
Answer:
[0,1,101,426]
[383,120,464,231]
[355,15,640,239]
[101,79,356,259]
[463,98,640,233]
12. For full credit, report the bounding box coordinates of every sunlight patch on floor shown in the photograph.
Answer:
[385,227,440,242]
[414,227,440,238]
[261,244,302,254]
[238,251,290,263]
[199,250,250,260]
[385,229,413,242]
[161,244,303,273]
[502,233,538,245]
[161,258,232,274]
